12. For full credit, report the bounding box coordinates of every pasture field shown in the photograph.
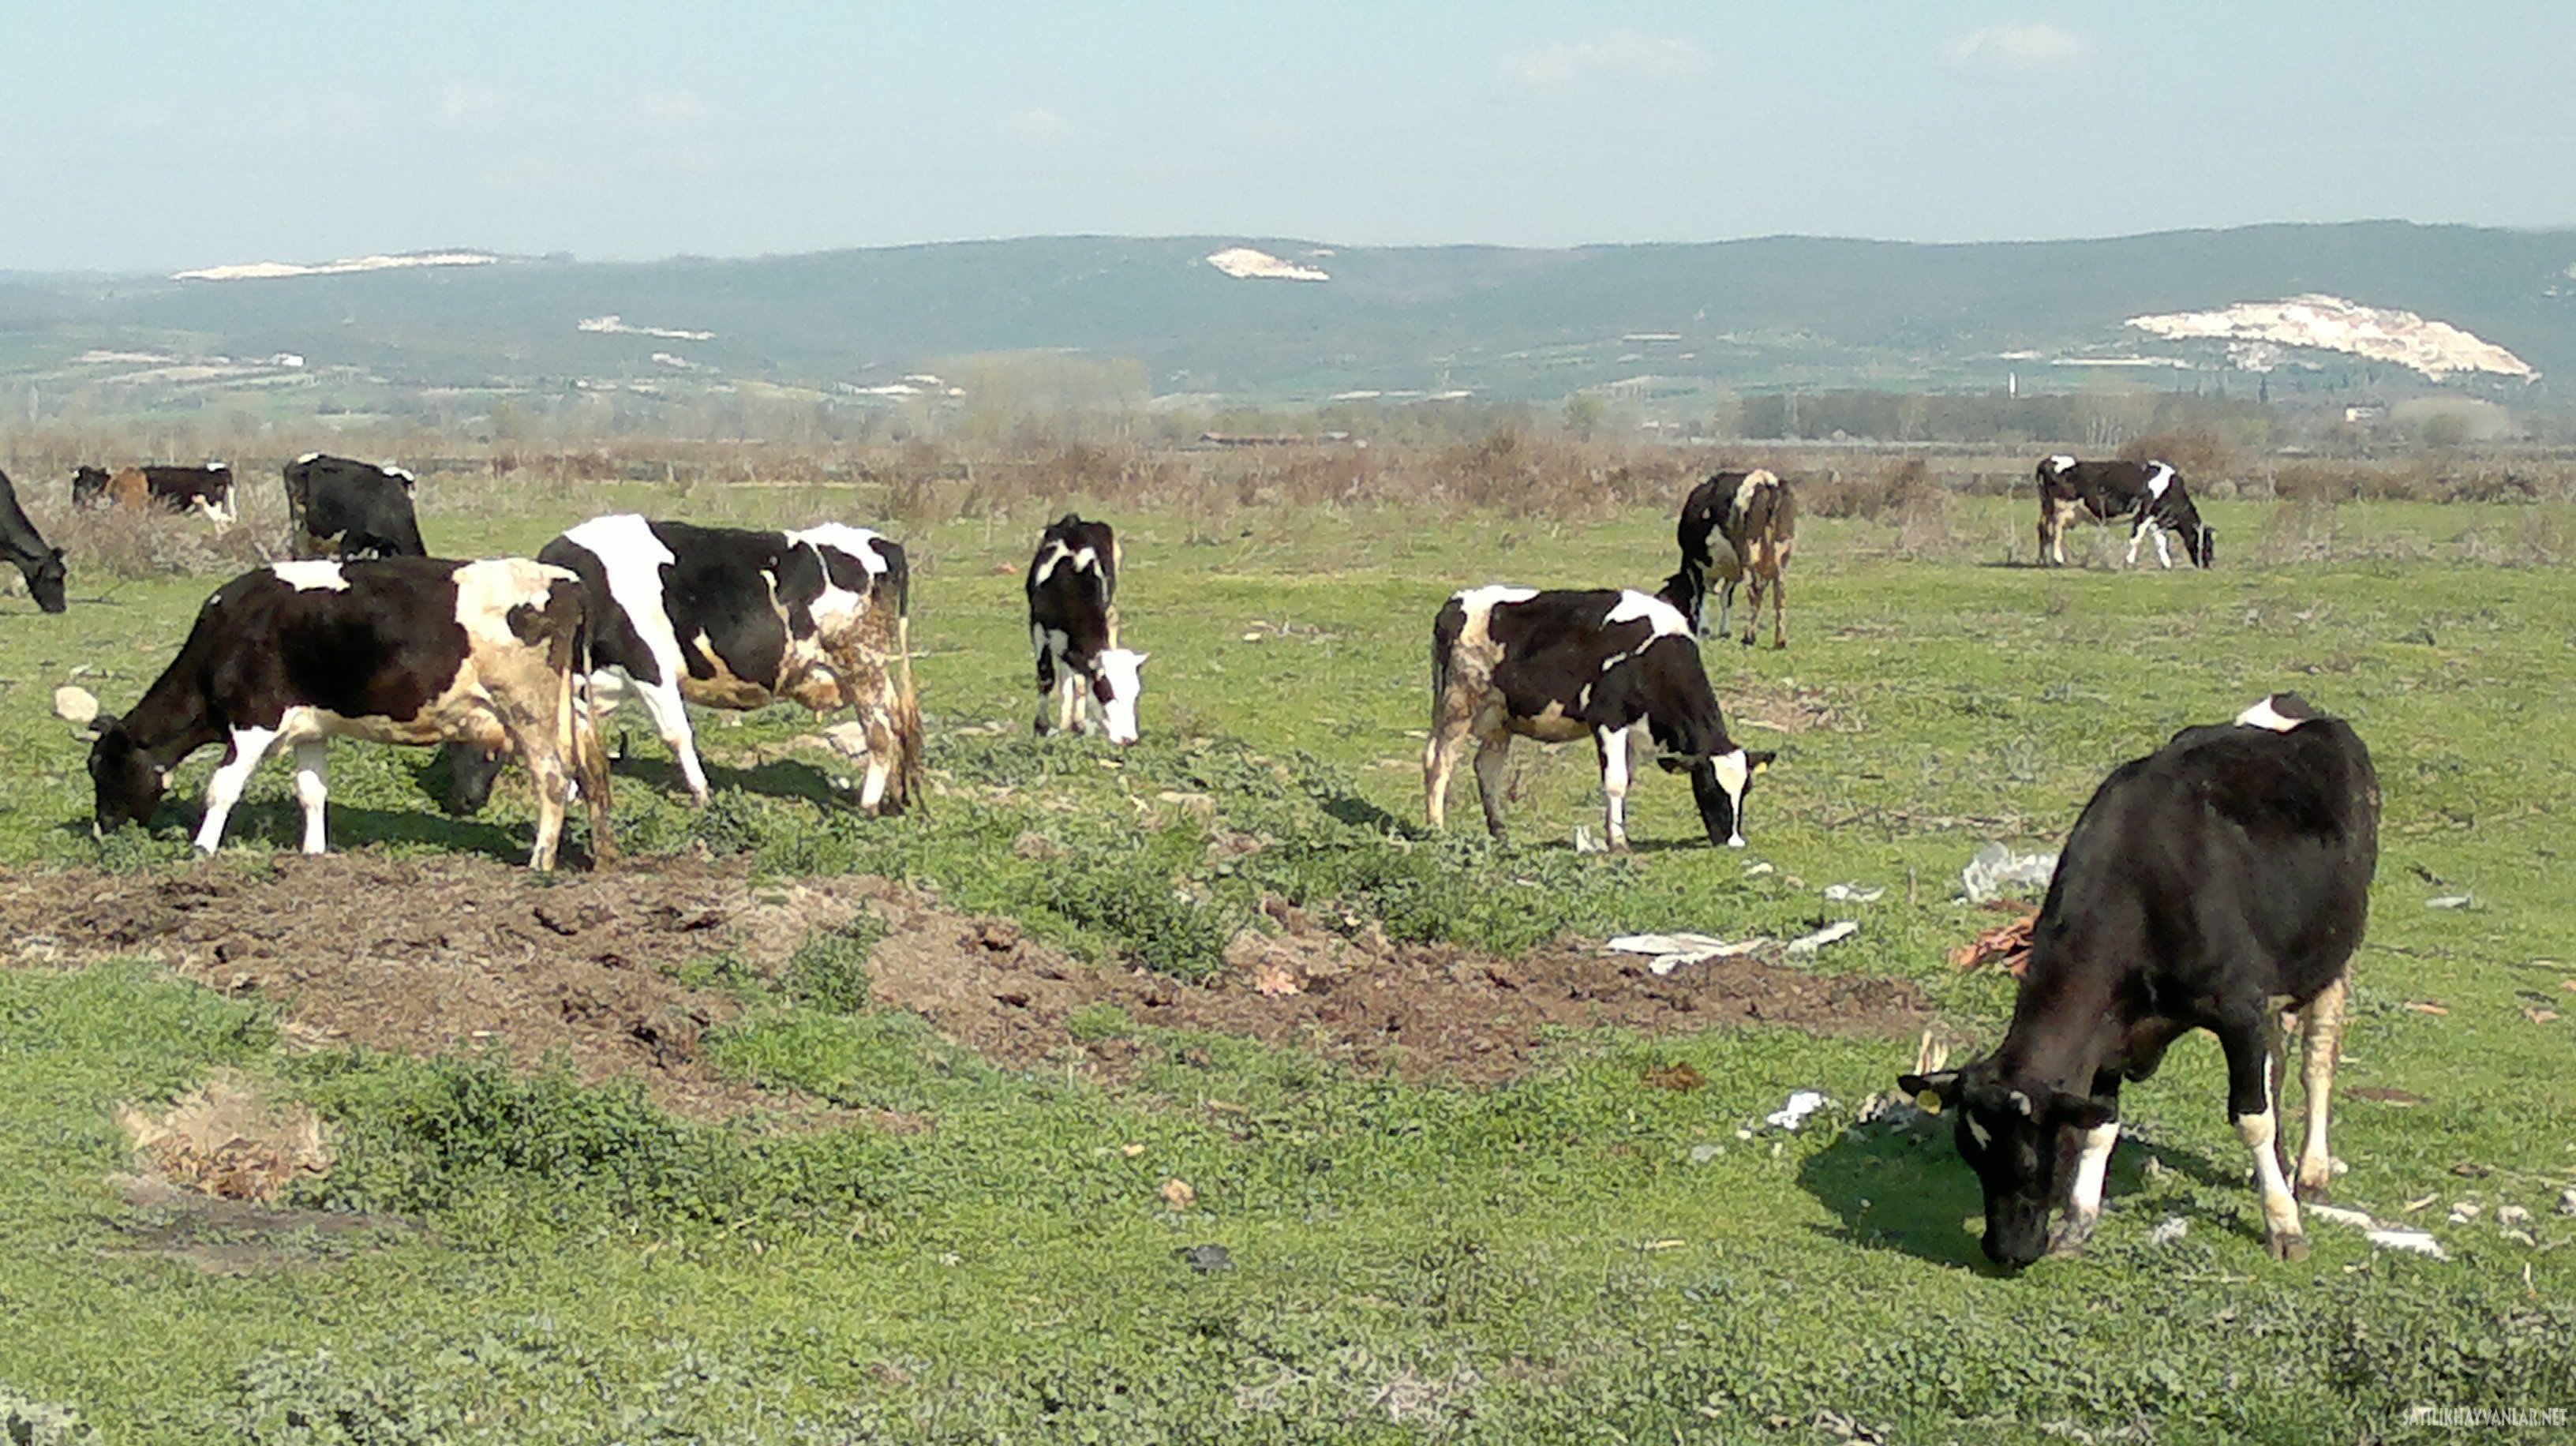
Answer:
[0,477,2572,1444]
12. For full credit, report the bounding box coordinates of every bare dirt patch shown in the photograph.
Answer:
[4,853,1929,1102]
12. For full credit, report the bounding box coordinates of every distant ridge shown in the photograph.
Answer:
[4,222,2567,406]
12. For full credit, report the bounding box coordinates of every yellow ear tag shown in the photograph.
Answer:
[1916,1092,1943,1114]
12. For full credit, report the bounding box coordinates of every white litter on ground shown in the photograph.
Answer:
[1742,861,1776,878]
[1764,1091,1830,1132]
[1573,826,1607,855]
[52,686,99,725]
[2148,1216,2188,1246]
[2365,1228,2451,1261]
[1822,882,1885,904]
[1605,933,1769,976]
[2424,894,2475,909]
[1784,921,1859,957]
[1961,843,2057,903]
[2303,1203,2376,1229]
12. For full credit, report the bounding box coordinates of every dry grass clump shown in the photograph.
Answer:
[43,494,286,584]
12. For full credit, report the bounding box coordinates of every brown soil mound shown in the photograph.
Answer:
[2,853,1930,1106]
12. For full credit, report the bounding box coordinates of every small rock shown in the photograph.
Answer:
[52,685,99,725]
[2497,1204,2531,1227]
[2448,1202,2481,1224]
[1121,1142,1146,1159]
[2147,1216,2188,1246]
[2558,1186,2576,1218]
[1159,1178,1196,1209]
[1176,1243,1234,1273]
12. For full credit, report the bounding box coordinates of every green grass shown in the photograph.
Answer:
[1,491,2572,1442]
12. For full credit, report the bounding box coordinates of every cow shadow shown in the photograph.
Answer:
[410,744,853,815]
[95,797,553,867]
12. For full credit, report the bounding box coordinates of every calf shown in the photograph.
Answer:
[1425,558,1773,852]
[77,463,238,523]
[283,453,429,559]
[2035,455,2214,569]
[84,557,614,870]
[1676,469,1796,648]
[0,467,68,612]
[1025,513,1146,743]
[1900,694,2377,1268]
[447,515,923,816]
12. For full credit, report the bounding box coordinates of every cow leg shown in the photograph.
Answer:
[1739,568,1763,647]
[291,739,331,855]
[1594,725,1633,853]
[1716,575,1741,640]
[2152,526,2174,570]
[1032,625,1058,736]
[2124,514,2156,568]
[2219,1012,2308,1261]
[628,676,708,805]
[193,726,281,853]
[1769,564,1789,650]
[1423,717,1472,831]
[2293,976,2347,1201]
[1471,734,1512,843]
[2050,1080,2123,1257]
[500,717,572,871]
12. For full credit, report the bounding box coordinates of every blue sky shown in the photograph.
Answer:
[6,2,2572,272]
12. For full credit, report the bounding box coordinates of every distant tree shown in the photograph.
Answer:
[1562,392,1606,440]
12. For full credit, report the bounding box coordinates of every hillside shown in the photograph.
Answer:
[2,222,2568,415]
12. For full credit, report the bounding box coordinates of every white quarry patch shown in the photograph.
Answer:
[2127,294,2535,380]
[1206,246,1330,283]
[173,250,497,282]
[578,315,717,341]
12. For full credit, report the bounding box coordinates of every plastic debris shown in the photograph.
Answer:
[1764,1090,1831,1131]
[1784,920,1859,957]
[2424,893,2475,909]
[53,686,99,726]
[2365,1227,2449,1260]
[1822,882,1885,904]
[2147,1216,2188,1246]
[2304,1203,2375,1229]
[1742,861,1776,878]
[1961,842,2058,904]
[2559,1187,2576,1218]
[1605,933,1770,976]
[2497,1204,2531,1227]
[1950,905,2038,975]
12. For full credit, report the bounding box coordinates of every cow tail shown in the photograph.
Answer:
[895,610,927,815]
[1430,601,1465,719]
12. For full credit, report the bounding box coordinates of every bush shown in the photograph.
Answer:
[783,916,883,1013]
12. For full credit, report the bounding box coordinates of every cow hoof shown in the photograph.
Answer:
[2295,1179,2332,1204]
[1770,639,1788,651]
[2267,1231,2309,1263]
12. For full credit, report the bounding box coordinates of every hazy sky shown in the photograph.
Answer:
[7,2,2572,272]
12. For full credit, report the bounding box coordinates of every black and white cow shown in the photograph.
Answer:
[1676,468,1797,647]
[1900,694,2377,1268]
[1425,559,1773,852]
[85,556,614,869]
[77,464,238,523]
[0,467,68,613]
[282,453,428,560]
[446,515,922,816]
[2035,455,2214,569]
[1025,513,1145,744]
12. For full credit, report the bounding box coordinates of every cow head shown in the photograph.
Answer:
[1665,745,1774,848]
[85,714,168,836]
[23,546,66,612]
[1091,648,1148,745]
[1897,1062,2116,1268]
[70,466,110,506]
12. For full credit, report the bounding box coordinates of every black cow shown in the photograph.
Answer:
[446,515,921,816]
[1425,557,1773,852]
[2035,455,2214,569]
[1901,694,2378,1268]
[84,557,614,869]
[1026,513,1145,743]
[74,463,238,522]
[0,467,68,613]
[283,453,428,560]
[1676,468,1797,647]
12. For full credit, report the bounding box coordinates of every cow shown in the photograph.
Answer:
[1025,513,1145,744]
[1425,557,1775,852]
[282,453,429,560]
[1900,693,2378,1268]
[2035,455,2215,569]
[1676,469,1796,648]
[0,468,69,614]
[444,515,923,817]
[75,463,238,523]
[84,556,615,870]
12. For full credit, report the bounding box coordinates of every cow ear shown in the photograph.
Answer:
[2048,1090,2115,1130]
[1133,651,1148,669]
[1746,750,1777,773]
[1898,1069,1963,1114]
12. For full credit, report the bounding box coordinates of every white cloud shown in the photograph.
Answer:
[1500,31,1711,92]
[998,107,1069,144]
[438,83,513,132]
[638,90,711,127]
[1941,22,2096,73]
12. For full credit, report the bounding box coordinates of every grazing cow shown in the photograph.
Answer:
[1676,469,1796,648]
[1900,693,2378,1268]
[1025,513,1146,744]
[445,515,923,816]
[282,453,429,560]
[2035,455,2215,569]
[0,467,69,613]
[76,463,238,523]
[1425,557,1774,852]
[84,557,614,870]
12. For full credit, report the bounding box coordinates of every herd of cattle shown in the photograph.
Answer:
[0,446,2377,1269]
